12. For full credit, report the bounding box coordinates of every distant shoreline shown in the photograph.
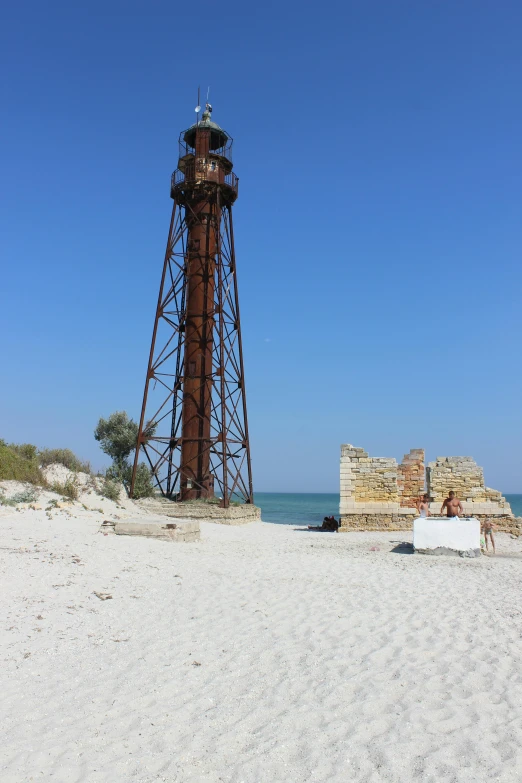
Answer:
[254,491,522,497]
[254,492,522,526]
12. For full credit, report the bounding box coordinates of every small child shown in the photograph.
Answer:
[481,519,497,554]
[417,493,430,518]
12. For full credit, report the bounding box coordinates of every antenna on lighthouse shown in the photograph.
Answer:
[195,86,201,124]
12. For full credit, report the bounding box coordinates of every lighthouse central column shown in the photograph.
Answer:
[180,197,219,500]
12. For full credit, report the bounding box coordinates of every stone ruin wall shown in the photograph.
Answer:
[350,448,399,504]
[426,457,508,505]
[340,444,520,534]
[397,449,425,508]
[340,445,416,532]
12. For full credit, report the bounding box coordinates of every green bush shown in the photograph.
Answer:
[105,463,126,484]
[49,476,79,501]
[39,448,91,474]
[101,478,121,502]
[8,443,39,461]
[130,463,155,499]
[102,462,153,498]
[0,440,44,484]
[0,487,38,506]
[105,462,152,497]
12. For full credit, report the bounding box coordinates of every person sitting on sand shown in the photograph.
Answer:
[481,519,497,554]
[440,491,463,518]
[308,516,339,532]
[416,493,430,517]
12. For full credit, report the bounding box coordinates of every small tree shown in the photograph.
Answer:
[94,411,138,476]
[94,411,156,497]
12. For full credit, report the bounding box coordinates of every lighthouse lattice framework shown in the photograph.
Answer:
[130,104,253,506]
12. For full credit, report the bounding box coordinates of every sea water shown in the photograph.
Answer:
[255,492,522,526]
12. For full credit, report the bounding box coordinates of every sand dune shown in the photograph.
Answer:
[1,507,522,782]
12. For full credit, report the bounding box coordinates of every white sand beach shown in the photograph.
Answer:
[2,504,522,783]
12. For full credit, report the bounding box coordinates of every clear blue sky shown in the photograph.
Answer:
[1,1,521,493]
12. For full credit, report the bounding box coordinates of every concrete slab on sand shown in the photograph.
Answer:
[114,516,200,542]
[137,498,261,525]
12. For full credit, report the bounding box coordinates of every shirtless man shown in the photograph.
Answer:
[440,491,463,518]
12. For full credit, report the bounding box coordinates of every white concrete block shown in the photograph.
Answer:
[413,517,480,556]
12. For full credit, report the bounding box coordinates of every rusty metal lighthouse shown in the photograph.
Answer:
[130,102,253,507]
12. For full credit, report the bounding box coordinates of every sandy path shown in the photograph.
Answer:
[1,511,522,783]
